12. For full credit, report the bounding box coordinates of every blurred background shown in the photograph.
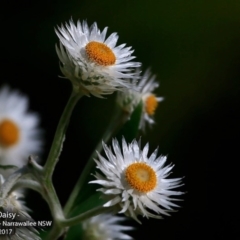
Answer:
[1,0,240,239]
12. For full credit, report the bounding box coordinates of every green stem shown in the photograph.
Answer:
[43,90,82,180]
[12,179,42,194]
[61,206,107,227]
[43,181,65,221]
[64,107,129,216]
[27,157,65,222]
[46,206,108,240]
[45,223,63,240]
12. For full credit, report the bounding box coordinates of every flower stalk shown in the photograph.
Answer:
[43,90,82,181]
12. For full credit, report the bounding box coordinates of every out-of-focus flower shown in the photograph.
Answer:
[82,213,133,240]
[0,175,40,240]
[116,70,141,114]
[90,138,183,222]
[138,69,163,130]
[55,20,141,98]
[117,68,163,131]
[0,86,42,177]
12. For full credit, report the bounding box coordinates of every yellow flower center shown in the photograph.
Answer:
[85,41,116,66]
[145,94,158,115]
[0,119,20,147]
[125,162,157,193]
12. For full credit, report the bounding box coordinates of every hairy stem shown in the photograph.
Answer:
[43,91,82,180]
[61,205,107,227]
[12,179,42,194]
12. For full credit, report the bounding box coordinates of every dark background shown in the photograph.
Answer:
[1,0,240,239]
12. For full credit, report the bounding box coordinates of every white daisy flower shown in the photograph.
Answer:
[90,138,183,222]
[0,175,41,240]
[0,86,42,177]
[82,213,133,240]
[55,20,141,98]
[117,68,164,131]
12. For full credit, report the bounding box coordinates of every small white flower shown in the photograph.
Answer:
[55,20,141,98]
[82,213,133,240]
[117,68,164,131]
[0,175,40,240]
[90,138,183,222]
[0,86,42,177]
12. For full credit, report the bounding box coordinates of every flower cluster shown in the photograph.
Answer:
[55,20,164,130]
[55,19,183,236]
[0,18,184,240]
